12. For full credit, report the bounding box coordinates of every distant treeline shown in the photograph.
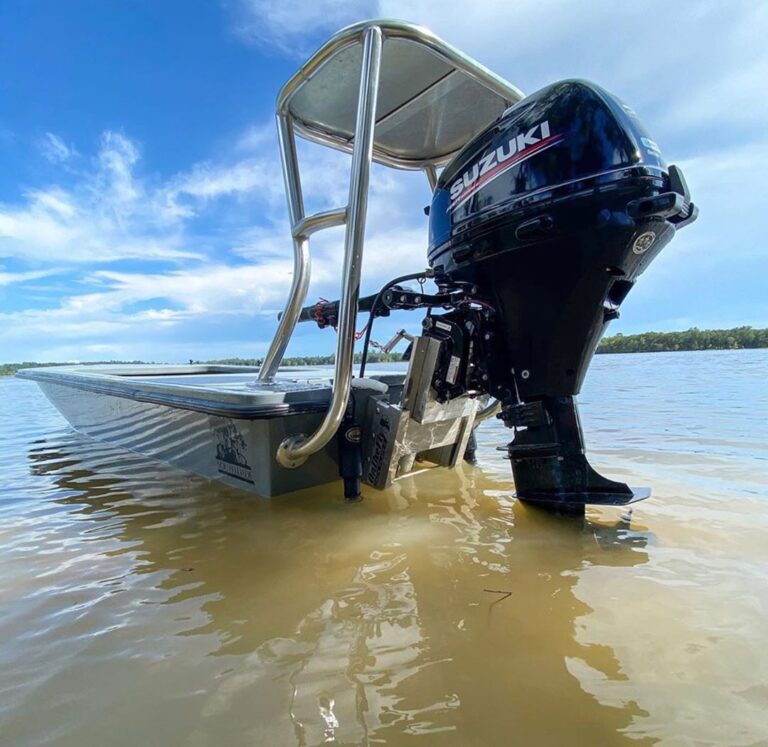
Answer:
[0,352,400,377]
[596,326,768,354]
[202,351,402,367]
[2,328,766,376]
[0,360,144,377]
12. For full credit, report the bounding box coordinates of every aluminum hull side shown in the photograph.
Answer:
[36,381,340,497]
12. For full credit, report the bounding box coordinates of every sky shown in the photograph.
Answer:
[0,0,766,363]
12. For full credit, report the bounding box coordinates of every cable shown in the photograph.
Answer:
[358,270,431,378]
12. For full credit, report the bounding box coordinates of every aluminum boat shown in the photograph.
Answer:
[19,19,697,511]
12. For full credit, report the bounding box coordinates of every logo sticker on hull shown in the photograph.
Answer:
[215,421,254,484]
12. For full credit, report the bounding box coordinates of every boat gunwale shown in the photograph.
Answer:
[16,367,332,420]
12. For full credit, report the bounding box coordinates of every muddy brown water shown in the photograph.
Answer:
[1,350,767,746]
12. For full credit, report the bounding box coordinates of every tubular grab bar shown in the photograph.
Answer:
[275,26,383,468]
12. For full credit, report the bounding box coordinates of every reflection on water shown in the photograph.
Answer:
[1,350,767,746]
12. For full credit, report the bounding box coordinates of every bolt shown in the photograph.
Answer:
[521,369,530,379]
[414,295,422,304]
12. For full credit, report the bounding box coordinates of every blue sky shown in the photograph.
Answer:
[1,0,766,363]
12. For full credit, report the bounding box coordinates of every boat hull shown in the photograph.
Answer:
[22,366,342,496]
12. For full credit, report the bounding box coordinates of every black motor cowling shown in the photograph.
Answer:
[428,80,697,510]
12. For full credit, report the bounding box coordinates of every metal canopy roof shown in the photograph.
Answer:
[277,20,525,169]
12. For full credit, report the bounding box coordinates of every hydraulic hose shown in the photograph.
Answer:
[358,269,432,378]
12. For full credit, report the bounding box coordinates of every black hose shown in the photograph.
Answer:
[358,270,430,378]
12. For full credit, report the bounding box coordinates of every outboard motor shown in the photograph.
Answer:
[426,80,697,510]
[301,78,697,511]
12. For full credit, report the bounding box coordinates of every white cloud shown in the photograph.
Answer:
[0,130,202,263]
[0,257,326,353]
[95,131,141,209]
[84,262,308,315]
[0,268,62,287]
[235,121,277,152]
[168,158,272,202]
[226,0,376,56]
[39,132,76,163]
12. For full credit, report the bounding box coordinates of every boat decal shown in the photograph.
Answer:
[215,421,254,484]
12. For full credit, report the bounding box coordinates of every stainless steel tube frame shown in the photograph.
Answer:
[256,208,347,383]
[257,115,311,382]
[293,208,347,240]
[276,26,383,468]
[475,398,501,423]
[424,165,439,191]
[262,19,522,382]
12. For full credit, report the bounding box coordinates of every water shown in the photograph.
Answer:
[1,350,766,746]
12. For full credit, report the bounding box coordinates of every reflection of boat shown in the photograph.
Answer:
[19,20,696,511]
[26,434,655,744]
